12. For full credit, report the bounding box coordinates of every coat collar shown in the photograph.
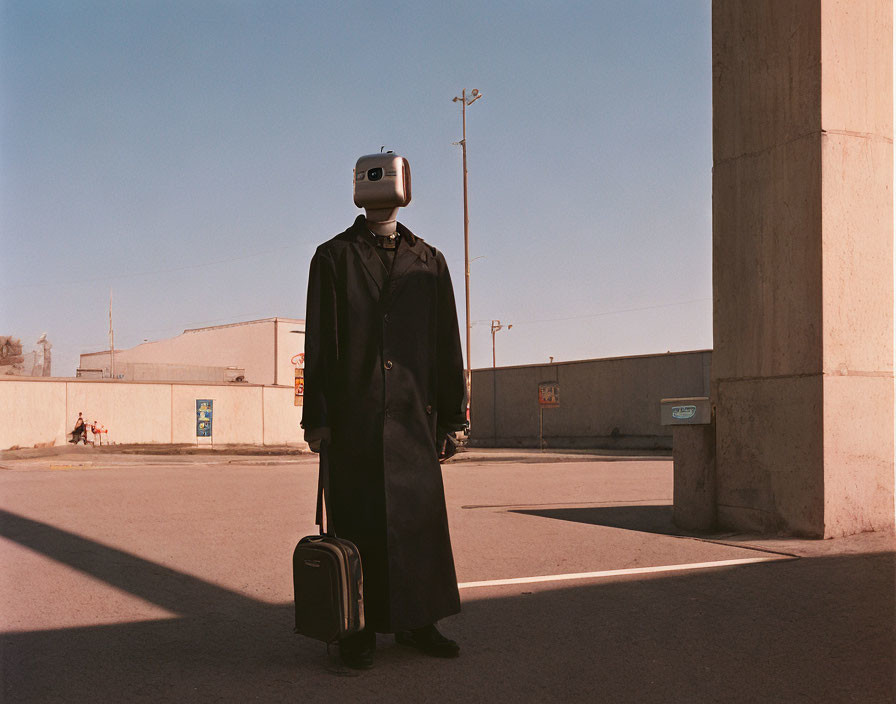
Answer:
[349,215,430,301]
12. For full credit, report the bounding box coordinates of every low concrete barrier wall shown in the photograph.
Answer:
[0,377,304,449]
[470,350,711,450]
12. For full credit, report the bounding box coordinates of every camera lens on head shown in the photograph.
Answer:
[367,167,383,181]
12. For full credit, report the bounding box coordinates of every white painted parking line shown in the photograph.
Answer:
[458,556,795,589]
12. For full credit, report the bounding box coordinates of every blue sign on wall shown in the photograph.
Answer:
[196,399,213,437]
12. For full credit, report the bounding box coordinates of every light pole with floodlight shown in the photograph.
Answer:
[452,87,482,424]
[490,320,512,368]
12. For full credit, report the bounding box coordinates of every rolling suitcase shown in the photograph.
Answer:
[293,444,364,644]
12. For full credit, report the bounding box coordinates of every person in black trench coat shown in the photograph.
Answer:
[301,183,467,669]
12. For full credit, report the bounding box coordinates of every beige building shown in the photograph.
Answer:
[0,317,311,449]
[79,318,305,386]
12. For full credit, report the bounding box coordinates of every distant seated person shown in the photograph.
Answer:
[69,413,86,444]
[90,420,107,445]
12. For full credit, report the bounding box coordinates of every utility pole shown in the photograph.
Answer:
[109,288,115,379]
[452,87,482,423]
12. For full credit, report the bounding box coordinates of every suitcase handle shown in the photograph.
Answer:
[314,441,335,537]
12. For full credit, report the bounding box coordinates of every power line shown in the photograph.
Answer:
[74,310,285,352]
[472,297,710,327]
[2,245,292,291]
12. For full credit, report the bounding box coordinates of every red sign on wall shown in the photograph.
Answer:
[294,368,304,405]
[538,381,559,407]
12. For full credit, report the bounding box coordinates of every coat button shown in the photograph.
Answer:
[425,405,433,415]
[384,360,393,370]
[383,313,390,322]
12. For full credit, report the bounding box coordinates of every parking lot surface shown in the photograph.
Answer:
[1,451,893,703]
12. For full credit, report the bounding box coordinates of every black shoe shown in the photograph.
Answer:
[338,629,375,670]
[395,623,460,658]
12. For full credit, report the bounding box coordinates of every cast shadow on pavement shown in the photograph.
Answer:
[2,508,894,703]
[510,504,683,536]
[0,508,264,618]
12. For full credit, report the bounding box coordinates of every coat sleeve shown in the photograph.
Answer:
[435,251,467,431]
[301,247,338,433]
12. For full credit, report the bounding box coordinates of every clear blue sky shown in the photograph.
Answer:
[1,0,712,376]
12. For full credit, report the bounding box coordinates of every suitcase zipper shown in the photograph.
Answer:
[331,539,363,631]
[330,542,351,632]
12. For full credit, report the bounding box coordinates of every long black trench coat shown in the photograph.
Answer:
[301,215,466,633]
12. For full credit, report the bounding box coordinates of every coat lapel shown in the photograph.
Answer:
[348,216,388,299]
[349,216,429,304]
[387,222,429,301]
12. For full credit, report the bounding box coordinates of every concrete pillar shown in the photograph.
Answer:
[712,1,893,537]
[672,424,717,532]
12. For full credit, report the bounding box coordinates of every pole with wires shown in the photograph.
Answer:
[109,288,115,379]
[452,88,482,425]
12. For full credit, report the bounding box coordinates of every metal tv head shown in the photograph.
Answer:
[353,152,412,209]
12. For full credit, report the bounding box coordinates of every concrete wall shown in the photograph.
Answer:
[0,377,305,449]
[711,0,893,537]
[1,377,68,449]
[104,362,246,383]
[80,318,305,386]
[469,350,710,449]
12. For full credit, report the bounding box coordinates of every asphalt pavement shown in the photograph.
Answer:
[1,449,893,703]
